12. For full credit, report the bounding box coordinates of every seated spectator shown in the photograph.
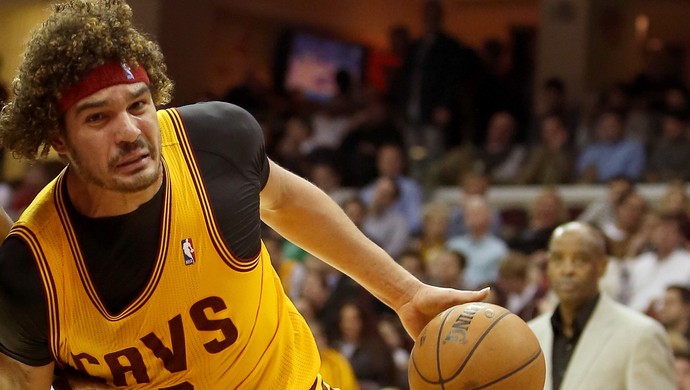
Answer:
[308,320,359,390]
[577,109,646,183]
[301,259,374,343]
[600,210,661,303]
[478,280,508,308]
[474,111,528,184]
[646,110,690,182]
[377,313,413,390]
[272,115,312,178]
[527,250,556,313]
[307,160,351,206]
[577,175,634,229]
[659,285,690,346]
[669,330,690,389]
[601,188,647,259]
[674,340,690,390]
[396,249,429,283]
[361,176,411,259]
[627,213,690,314]
[659,181,690,241]
[427,249,467,289]
[508,187,566,255]
[361,143,423,233]
[299,269,333,324]
[333,301,397,390]
[446,171,502,238]
[663,84,690,116]
[517,113,575,185]
[263,230,305,301]
[426,111,526,186]
[410,201,450,263]
[528,77,579,144]
[624,210,661,258]
[625,92,656,149]
[446,195,508,288]
[497,252,548,322]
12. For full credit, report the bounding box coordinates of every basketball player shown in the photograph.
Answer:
[0,1,488,389]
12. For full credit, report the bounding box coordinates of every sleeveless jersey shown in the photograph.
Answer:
[9,108,320,389]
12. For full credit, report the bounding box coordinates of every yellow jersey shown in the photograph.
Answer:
[11,107,320,388]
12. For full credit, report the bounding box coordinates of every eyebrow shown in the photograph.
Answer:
[73,84,151,117]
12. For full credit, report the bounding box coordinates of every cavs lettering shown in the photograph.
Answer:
[70,296,237,387]
[11,108,320,389]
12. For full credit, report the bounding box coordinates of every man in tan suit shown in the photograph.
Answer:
[528,221,675,390]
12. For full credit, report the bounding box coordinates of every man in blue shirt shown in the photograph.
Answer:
[577,109,645,183]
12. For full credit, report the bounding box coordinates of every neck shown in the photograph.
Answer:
[557,304,579,337]
[66,168,163,218]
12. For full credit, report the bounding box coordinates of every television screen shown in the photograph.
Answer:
[284,32,365,102]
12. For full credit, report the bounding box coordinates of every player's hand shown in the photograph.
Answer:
[395,284,490,339]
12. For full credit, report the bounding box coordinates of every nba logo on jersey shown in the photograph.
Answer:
[121,63,135,80]
[181,238,196,265]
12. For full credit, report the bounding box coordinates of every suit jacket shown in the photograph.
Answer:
[528,294,675,390]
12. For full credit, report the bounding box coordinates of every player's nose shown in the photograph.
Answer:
[114,111,142,143]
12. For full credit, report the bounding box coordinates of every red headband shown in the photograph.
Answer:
[58,62,150,112]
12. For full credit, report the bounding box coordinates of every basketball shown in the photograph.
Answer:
[408,302,546,389]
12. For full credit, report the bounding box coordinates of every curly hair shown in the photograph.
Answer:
[0,0,174,160]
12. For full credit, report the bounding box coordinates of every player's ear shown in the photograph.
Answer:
[51,134,68,155]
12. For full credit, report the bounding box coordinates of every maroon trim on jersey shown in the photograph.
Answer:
[163,108,260,272]
[10,226,62,365]
[53,168,171,320]
[309,376,333,390]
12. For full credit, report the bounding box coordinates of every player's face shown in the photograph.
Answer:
[58,83,161,193]
[547,231,606,309]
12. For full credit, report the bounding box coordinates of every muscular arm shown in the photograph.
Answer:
[260,160,488,338]
[0,353,54,390]
[261,160,419,311]
[180,101,487,337]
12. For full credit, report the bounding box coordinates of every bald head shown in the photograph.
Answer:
[549,221,606,257]
[547,221,608,311]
